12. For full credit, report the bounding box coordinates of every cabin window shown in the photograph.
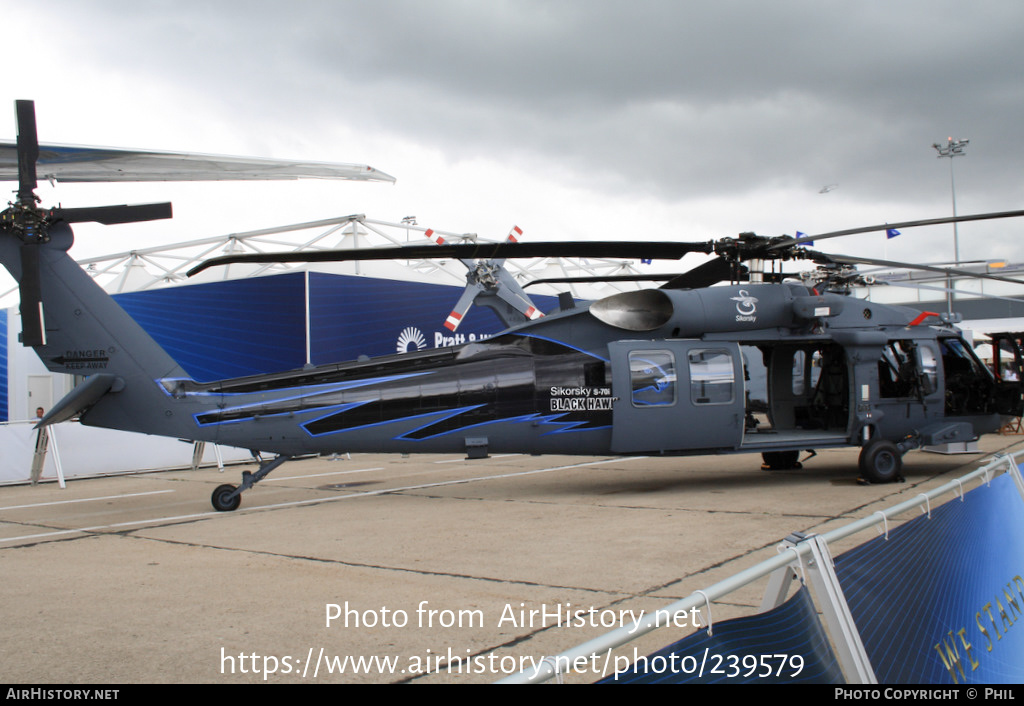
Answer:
[689,349,735,405]
[628,351,677,406]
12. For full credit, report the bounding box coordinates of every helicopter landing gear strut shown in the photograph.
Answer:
[761,450,803,471]
[858,439,904,484]
[211,454,293,512]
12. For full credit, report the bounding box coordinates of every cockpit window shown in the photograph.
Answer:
[940,336,995,416]
[940,337,991,380]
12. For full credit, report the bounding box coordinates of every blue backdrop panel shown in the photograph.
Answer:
[114,273,307,382]
[834,471,1024,684]
[308,272,562,363]
[109,271,562,382]
[599,586,843,684]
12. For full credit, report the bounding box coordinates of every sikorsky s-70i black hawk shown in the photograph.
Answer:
[3,100,1024,512]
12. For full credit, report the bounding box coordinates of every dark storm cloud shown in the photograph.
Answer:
[19,1,1024,212]
[289,2,1024,203]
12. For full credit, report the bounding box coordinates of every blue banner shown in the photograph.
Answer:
[598,586,844,683]
[834,471,1024,684]
[116,273,308,381]
[113,271,561,381]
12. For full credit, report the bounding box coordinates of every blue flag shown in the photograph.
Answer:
[886,228,900,239]
[641,258,652,265]
[796,231,813,246]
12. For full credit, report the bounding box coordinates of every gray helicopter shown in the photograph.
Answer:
[3,100,1023,512]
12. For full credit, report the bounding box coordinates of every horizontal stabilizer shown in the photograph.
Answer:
[37,374,119,427]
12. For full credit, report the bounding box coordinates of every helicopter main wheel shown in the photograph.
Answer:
[858,439,903,484]
[212,484,242,512]
[761,450,802,471]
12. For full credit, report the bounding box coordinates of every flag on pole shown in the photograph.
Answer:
[886,228,901,239]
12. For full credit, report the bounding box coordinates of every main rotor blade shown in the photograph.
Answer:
[187,241,715,278]
[783,209,1024,248]
[0,142,397,184]
[524,273,677,287]
[822,252,1024,286]
[523,257,750,290]
[883,279,1024,305]
[15,100,38,202]
[660,256,737,289]
[52,202,173,225]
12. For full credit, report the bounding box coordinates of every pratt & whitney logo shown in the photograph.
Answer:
[396,326,493,353]
[731,290,758,323]
[396,327,427,353]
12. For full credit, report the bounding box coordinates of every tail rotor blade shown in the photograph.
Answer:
[3,101,174,347]
[52,202,173,225]
[15,100,39,202]
[10,100,45,346]
[19,243,45,347]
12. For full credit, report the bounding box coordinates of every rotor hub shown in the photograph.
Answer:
[471,261,500,289]
[1,200,54,242]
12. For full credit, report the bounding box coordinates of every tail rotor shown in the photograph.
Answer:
[1,100,173,346]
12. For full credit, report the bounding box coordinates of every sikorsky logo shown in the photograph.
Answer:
[731,290,758,322]
[733,288,757,321]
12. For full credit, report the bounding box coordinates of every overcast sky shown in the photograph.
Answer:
[4,0,1024,273]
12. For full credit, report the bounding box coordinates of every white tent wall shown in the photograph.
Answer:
[5,307,72,424]
[0,421,250,485]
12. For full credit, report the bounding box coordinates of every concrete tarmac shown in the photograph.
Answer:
[2,435,1022,684]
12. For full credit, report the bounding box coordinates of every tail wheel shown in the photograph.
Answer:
[212,484,241,512]
[858,439,903,483]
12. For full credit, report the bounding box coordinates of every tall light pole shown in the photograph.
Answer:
[932,137,968,315]
[932,137,969,265]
